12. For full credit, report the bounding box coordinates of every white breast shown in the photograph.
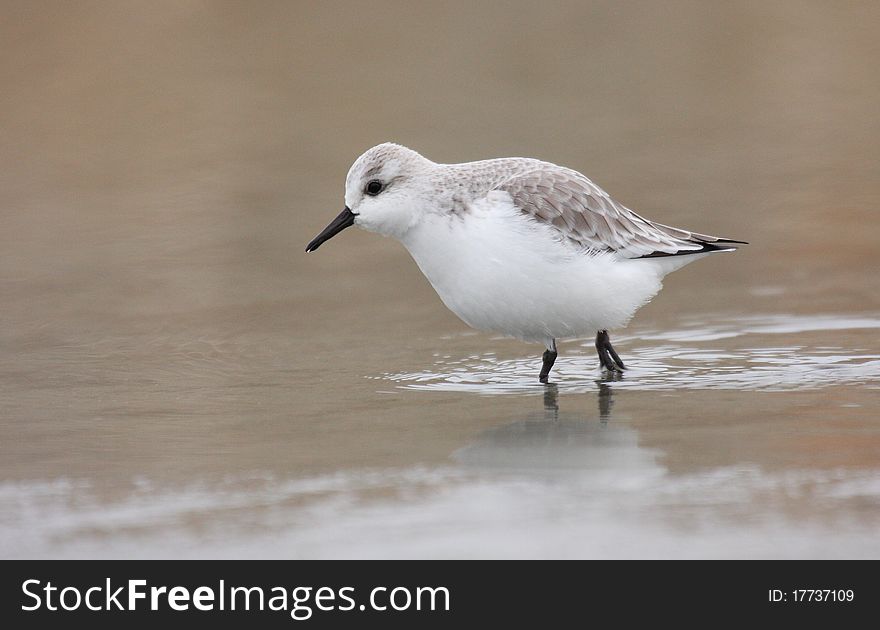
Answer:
[400,193,671,344]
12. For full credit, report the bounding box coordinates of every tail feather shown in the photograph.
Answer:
[639,222,747,258]
[637,239,746,259]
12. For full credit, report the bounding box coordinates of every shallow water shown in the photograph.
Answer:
[388,314,880,394]
[2,2,879,558]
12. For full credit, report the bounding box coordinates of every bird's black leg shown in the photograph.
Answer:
[595,330,625,372]
[539,338,558,383]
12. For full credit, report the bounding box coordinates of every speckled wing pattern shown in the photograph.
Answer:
[497,164,744,258]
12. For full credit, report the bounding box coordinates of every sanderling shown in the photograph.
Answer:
[307,143,745,382]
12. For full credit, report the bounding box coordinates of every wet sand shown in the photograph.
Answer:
[1,1,878,558]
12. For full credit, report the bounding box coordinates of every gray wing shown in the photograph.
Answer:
[496,165,743,258]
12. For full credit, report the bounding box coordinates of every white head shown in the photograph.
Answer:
[305,143,434,252]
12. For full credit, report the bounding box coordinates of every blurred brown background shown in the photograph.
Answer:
[2,0,878,335]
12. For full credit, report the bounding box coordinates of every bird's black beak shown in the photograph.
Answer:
[305,207,356,252]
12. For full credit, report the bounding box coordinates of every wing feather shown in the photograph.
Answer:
[496,165,744,258]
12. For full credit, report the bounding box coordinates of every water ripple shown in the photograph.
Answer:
[381,314,880,393]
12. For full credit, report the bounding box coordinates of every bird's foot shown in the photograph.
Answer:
[595,330,625,372]
[538,346,558,383]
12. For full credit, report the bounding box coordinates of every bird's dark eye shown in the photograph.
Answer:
[365,180,384,196]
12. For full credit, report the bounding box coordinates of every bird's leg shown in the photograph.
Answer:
[595,330,625,372]
[539,338,558,383]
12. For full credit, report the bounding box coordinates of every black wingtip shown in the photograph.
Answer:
[638,239,746,259]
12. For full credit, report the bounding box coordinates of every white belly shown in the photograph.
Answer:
[400,197,673,345]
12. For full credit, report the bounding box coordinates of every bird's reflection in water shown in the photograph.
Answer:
[542,383,560,421]
[597,371,622,425]
[541,373,620,424]
[454,373,661,475]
